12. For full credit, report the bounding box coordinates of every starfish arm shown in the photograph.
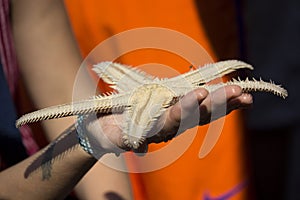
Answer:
[92,62,155,92]
[158,77,288,114]
[163,60,253,87]
[203,78,288,98]
[16,93,130,128]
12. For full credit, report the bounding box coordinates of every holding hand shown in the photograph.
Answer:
[85,85,253,155]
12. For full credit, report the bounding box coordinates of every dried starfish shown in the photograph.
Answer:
[16,60,288,149]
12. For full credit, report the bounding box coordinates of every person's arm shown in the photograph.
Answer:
[11,0,80,139]
[0,125,97,200]
[10,0,133,199]
[0,86,251,199]
[8,1,253,200]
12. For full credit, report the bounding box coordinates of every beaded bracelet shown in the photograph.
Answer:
[75,115,94,155]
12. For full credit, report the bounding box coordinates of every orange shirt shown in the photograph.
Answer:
[65,1,248,199]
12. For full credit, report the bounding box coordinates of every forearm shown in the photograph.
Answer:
[0,127,97,200]
[11,0,82,139]
[10,1,133,199]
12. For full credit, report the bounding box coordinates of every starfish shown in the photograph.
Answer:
[16,60,288,149]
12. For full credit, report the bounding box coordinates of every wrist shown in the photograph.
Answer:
[75,115,94,155]
[75,115,117,159]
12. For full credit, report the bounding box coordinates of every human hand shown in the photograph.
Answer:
[84,85,252,157]
[146,85,252,145]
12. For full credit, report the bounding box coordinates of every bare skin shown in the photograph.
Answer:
[0,0,253,199]
[86,86,252,154]
[0,85,252,200]
[9,0,132,199]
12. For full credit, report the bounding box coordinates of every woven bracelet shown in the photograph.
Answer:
[75,115,94,155]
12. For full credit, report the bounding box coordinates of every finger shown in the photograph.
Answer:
[148,88,209,142]
[199,85,243,124]
[165,88,209,131]
[227,93,253,114]
[169,88,209,123]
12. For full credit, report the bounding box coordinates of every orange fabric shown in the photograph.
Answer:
[65,1,248,199]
